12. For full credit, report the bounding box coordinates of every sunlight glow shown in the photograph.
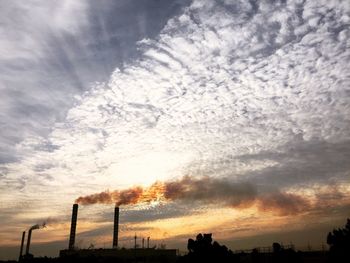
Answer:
[109,151,195,186]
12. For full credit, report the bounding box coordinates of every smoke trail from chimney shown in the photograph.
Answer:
[29,224,43,230]
[75,176,257,207]
[75,176,314,215]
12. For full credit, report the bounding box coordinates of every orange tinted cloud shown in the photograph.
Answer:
[75,176,256,207]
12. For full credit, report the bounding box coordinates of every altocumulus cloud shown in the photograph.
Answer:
[0,0,189,165]
[0,0,350,258]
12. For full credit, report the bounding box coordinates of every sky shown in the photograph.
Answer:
[0,0,350,260]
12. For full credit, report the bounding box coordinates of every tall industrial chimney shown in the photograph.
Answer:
[112,206,119,248]
[19,231,26,260]
[68,204,78,250]
[25,229,32,255]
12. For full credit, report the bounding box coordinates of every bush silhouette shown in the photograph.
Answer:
[327,218,350,262]
[180,233,237,263]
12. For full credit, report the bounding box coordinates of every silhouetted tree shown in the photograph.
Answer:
[270,242,300,263]
[327,218,350,262]
[179,233,238,263]
[273,242,282,253]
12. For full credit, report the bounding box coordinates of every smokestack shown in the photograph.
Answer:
[113,206,119,248]
[24,224,42,256]
[19,231,26,260]
[147,237,150,249]
[68,204,78,250]
[25,229,32,255]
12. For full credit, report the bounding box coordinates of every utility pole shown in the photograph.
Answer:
[307,242,312,251]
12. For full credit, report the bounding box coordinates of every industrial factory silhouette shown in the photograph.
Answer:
[13,201,350,263]
[59,204,177,262]
[19,204,178,263]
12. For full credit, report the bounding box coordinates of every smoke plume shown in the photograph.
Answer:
[75,176,257,207]
[257,192,311,216]
[75,176,313,215]
[29,222,46,231]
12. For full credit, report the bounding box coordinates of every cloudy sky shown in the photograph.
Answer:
[1,0,350,260]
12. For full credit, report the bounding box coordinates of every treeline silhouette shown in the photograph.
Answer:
[2,218,349,263]
[179,233,302,263]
